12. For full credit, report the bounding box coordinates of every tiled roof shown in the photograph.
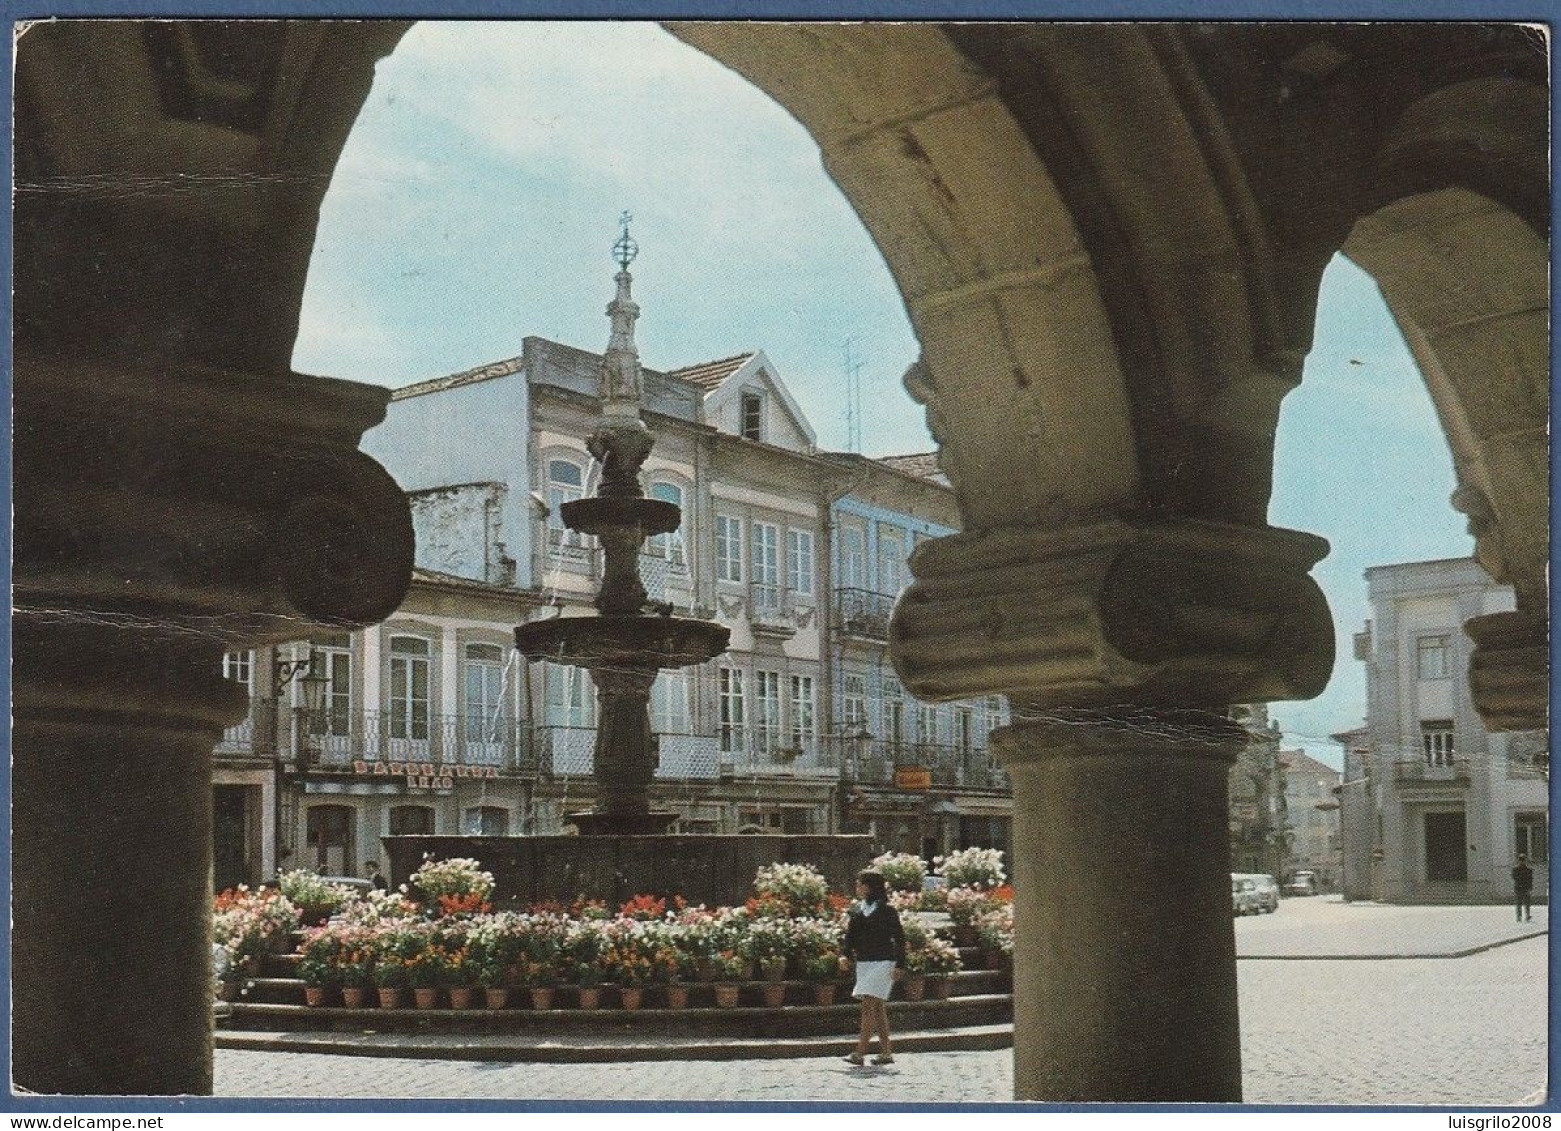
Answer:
[875,451,943,480]
[667,352,754,391]
[393,355,524,401]
[1282,749,1341,777]
[410,567,527,597]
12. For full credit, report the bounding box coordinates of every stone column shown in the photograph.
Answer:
[892,516,1332,1103]
[13,352,414,1095]
[996,707,1245,1101]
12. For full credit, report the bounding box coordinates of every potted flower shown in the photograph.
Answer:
[870,851,927,895]
[443,946,476,1009]
[975,904,1014,972]
[520,959,559,1010]
[944,886,996,948]
[373,954,408,1009]
[408,855,496,916]
[478,960,510,1010]
[898,945,929,1001]
[574,962,604,1010]
[918,935,963,999]
[801,951,841,1006]
[935,846,1006,890]
[278,870,357,928]
[655,946,693,1009]
[337,940,374,1009]
[751,862,831,920]
[297,953,334,1007]
[710,950,747,1008]
[744,918,792,983]
[406,950,444,1009]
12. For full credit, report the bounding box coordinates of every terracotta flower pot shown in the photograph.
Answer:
[927,976,951,1000]
[576,987,601,1010]
[618,987,644,1011]
[341,986,369,1009]
[811,982,837,1007]
[529,987,556,1011]
[377,987,404,1010]
[759,983,788,1008]
[485,988,510,1010]
[304,985,328,1007]
[900,975,927,1002]
[713,983,741,1009]
[448,987,475,1010]
[663,984,690,1009]
[761,959,786,983]
[413,987,439,1009]
[695,958,717,983]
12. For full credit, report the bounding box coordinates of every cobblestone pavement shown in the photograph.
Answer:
[1236,896,1548,957]
[215,904,1548,1106]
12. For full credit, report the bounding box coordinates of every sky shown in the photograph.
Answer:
[295,21,1476,769]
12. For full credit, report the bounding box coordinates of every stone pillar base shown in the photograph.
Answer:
[996,707,1245,1102]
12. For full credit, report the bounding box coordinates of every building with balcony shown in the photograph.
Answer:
[1336,558,1548,903]
[1226,704,1290,879]
[1283,749,1342,890]
[819,450,1010,861]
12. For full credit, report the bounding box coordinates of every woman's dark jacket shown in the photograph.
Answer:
[843,901,905,964]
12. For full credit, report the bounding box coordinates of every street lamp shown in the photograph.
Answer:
[272,648,328,877]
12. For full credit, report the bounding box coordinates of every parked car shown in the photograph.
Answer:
[1231,876,1260,916]
[1231,874,1278,914]
[1283,871,1318,897]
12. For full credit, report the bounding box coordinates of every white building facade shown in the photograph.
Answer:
[1339,558,1548,904]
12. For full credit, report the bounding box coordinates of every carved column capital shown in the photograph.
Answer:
[890,515,1332,709]
[15,349,415,649]
[1464,610,1548,733]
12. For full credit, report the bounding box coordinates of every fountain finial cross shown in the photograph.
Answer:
[613,210,638,269]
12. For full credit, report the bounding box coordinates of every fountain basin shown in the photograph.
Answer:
[514,614,729,670]
[560,496,679,537]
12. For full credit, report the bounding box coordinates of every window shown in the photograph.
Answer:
[953,706,974,754]
[462,642,506,742]
[789,675,814,751]
[543,663,592,728]
[878,528,905,595]
[1417,635,1450,680]
[787,529,814,597]
[841,526,865,589]
[546,459,585,548]
[651,670,690,734]
[752,522,780,609]
[647,481,686,567]
[883,677,905,748]
[740,391,763,441]
[719,667,746,753]
[223,650,254,691]
[464,806,508,836]
[1421,721,1455,767]
[716,515,743,582]
[1515,813,1549,865]
[843,674,867,731]
[917,703,939,746]
[755,670,781,753]
[389,805,434,837]
[388,636,430,742]
[313,642,353,737]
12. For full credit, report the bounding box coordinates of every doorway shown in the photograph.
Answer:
[1424,810,1468,883]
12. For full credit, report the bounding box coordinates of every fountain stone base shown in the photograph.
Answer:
[565,810,680,837]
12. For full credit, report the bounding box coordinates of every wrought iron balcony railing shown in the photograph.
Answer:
[833,587,895,640]
[1393,757,1471,783]
[532,725,721,780]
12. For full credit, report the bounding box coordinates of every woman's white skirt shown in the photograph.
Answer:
[852,960,896,1001]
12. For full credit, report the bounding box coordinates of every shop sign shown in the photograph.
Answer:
[894,765,932,791]
[351,761,497,791]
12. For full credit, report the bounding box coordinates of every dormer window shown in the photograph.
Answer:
[740,391,763,441]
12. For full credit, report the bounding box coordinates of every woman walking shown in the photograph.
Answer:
[841,868,905,1066]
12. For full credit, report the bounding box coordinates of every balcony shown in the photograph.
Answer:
[824,738,1010,791]
[750,585,797,638]
[723,738,836,776]
[833,587,894,641]
[1393,757,1471,784]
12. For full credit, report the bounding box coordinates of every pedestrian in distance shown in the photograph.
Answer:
[841,868,905,1067]
[365,860,389,892]
[1512,853,1534,922]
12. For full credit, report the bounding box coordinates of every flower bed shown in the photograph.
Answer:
[216,853,1011,1008]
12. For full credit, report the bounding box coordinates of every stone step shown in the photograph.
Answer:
[239,968,1009,1007]
[215,1022,1015,1063]
[225,991,1013,1038]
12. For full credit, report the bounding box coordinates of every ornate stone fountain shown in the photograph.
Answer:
[512,216,730,835]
